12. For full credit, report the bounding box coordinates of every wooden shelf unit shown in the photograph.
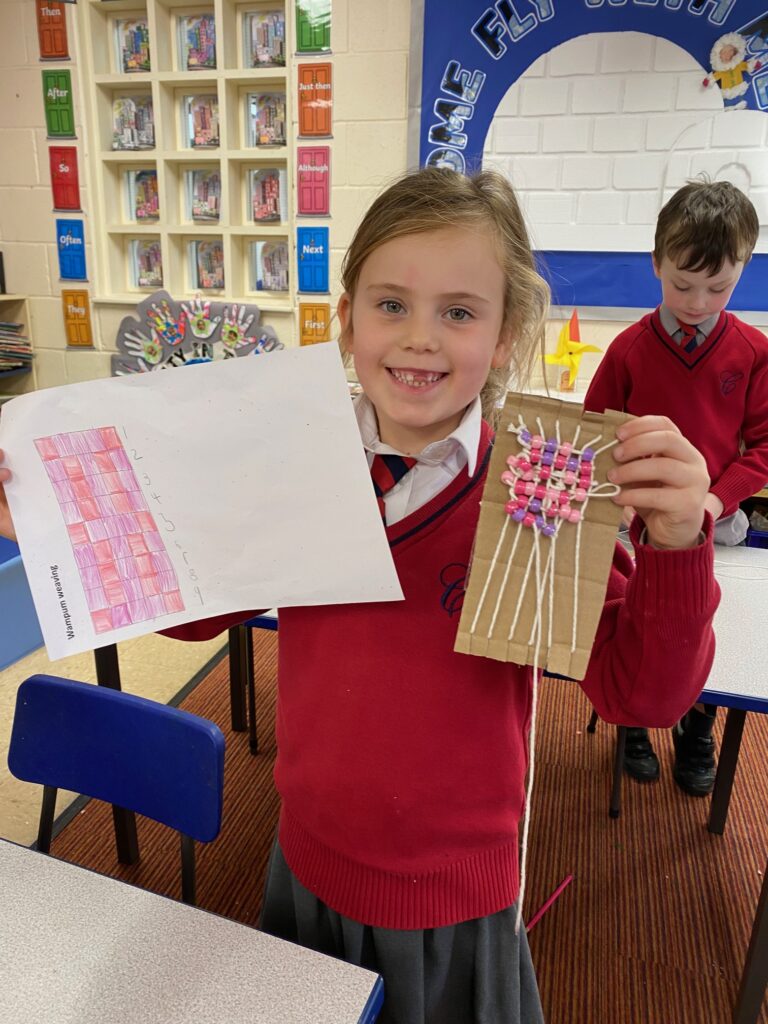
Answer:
[0,295,35,404]
[77,0,298,335]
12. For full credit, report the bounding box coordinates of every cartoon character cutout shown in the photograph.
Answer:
[703,32,763,111]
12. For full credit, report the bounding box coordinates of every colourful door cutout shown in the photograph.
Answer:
[36,1,69,60]
[297,227,328,293]
[299,302,331,345]
[56,219,87,280]
[297,146,330,215]
[61,289,93,347]
[298,63,332,137]
[295,0,331,52]
[49,146,80,211]
[43,70,75,138]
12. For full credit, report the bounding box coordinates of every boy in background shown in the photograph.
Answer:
[585,179,768,796]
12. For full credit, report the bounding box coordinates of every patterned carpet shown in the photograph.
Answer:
[49,630,768,1023]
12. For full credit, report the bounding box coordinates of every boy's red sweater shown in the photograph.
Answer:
[164,422,718,929]
[584,309,768,515]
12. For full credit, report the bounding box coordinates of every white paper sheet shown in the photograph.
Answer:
[1,345,403,659]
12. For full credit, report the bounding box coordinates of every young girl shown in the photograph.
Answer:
[0,167,719,1024]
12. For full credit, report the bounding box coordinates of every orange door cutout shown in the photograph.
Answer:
[298,63,332,137]
[61,290,93,347]
[299,302,331,345]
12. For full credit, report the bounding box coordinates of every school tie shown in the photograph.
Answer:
[370,453,417,524]
[676,320,700,354]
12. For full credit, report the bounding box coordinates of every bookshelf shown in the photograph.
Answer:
[77,0,297,337]
[0,296,35,404]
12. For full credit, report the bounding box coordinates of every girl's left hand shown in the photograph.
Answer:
[607,416,709,550]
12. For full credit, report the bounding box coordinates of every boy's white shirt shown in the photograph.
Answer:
[355,394,481,525]
[658,304,718,343]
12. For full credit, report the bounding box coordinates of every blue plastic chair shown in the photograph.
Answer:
[8,674,225,905]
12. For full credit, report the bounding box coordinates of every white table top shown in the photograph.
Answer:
[703,544,768,710]
[0,840,382,1024]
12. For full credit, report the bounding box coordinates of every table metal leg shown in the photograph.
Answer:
[610,726,626,819]
[228,626,248,733]
[708,707,747,836]
[93,645,139,864]
[733,853,768,1024]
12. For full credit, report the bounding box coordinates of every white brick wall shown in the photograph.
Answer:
[485,31,768,254]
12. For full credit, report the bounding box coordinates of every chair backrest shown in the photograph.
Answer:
[8,674,225,843]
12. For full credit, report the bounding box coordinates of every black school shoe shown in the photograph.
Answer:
[672,708,717,797]
[623,727,660,782]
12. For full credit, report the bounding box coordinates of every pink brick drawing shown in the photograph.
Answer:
[35,427,185,634]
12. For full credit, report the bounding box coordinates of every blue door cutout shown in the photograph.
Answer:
[297,227,328,293]
[56,219,87,280]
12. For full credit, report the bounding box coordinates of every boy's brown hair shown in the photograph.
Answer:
[339,166,550,427]
[654,178,759,275]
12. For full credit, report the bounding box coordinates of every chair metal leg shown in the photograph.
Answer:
[36,785,58,853]
[245,626,258,755]
[587,709,599,733]
[180,833,196,905]
[708,707,746,836]
[733,852,768,1024]
[94,645,139,864]
[228,626,248,732]
[609,726,626,819]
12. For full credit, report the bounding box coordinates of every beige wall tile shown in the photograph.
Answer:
[0,130,40,186]
[349,0,412,52]
[334,53,408,121]
[345,121,407,186]
[64,348,112,383]
[0,187,60,244]
[31,349,67,390]
[28,297,68,351]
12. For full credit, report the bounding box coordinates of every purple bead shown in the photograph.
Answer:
[542,523,556,537]
[581,448,595,462]
[529,498,542,514]
[541,452,554,466]
[512,508,526,522]
[535,515,546,530]
[566,456,579,472]
[544,438,557,453]
[520,429,531,444]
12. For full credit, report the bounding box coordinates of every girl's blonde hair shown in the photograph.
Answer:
[339,166,550,427]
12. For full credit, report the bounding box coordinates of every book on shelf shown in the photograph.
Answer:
[114,18,151,73]
[245,92,287,147]
[130,239,163,289]
[249,167,287,223]
[190,239,225,289]
[243,10,286,67]
[183,94,220,148]
[251,239,289,292]
[177,13,216,71]
[125,169,159,221]
[0,320,33,373]
[186,168,221,222]
[112,96,155,150]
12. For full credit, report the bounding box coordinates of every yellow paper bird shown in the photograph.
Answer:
[544,309,602,390]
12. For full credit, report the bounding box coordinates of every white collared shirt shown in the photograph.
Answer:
[355,394,482,526]
[659,305,718,347]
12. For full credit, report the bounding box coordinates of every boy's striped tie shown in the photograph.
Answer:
[676,320,700,354]
[370,453,417,524]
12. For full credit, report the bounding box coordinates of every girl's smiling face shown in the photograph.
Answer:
[337,226,512,454]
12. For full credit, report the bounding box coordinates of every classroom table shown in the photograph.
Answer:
[0,839,383,1024]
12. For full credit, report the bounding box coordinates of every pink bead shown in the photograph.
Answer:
[501,470,516,486]
[506,454,520,468]
[568,509,581,523]
[564,471,576,485]
[531,435,543,449]
[545,488,559,502]
[539,466,551,480]
[534,484,546,500]
[529,450,541,464]
[523,512,536,527]
[514,480,526,496]
[558,505,571,519]
[573,487,587,502]
[559,442,572,456]
[524,481,535,496]
[546,504,558,518]
[505,500,517,515]
[554,456,566,470]
[558,491,570,504]
[517,497,528,509]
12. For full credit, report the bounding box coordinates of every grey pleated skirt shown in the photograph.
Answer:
[259,841,545,1024]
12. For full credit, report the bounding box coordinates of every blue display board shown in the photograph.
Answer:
[56,219,87,281]
[418,1,768,309]
[297,226,329,292]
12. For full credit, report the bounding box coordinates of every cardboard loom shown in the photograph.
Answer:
[455,391,631,681]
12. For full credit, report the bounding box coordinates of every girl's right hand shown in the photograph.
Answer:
[0,449,17,542]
